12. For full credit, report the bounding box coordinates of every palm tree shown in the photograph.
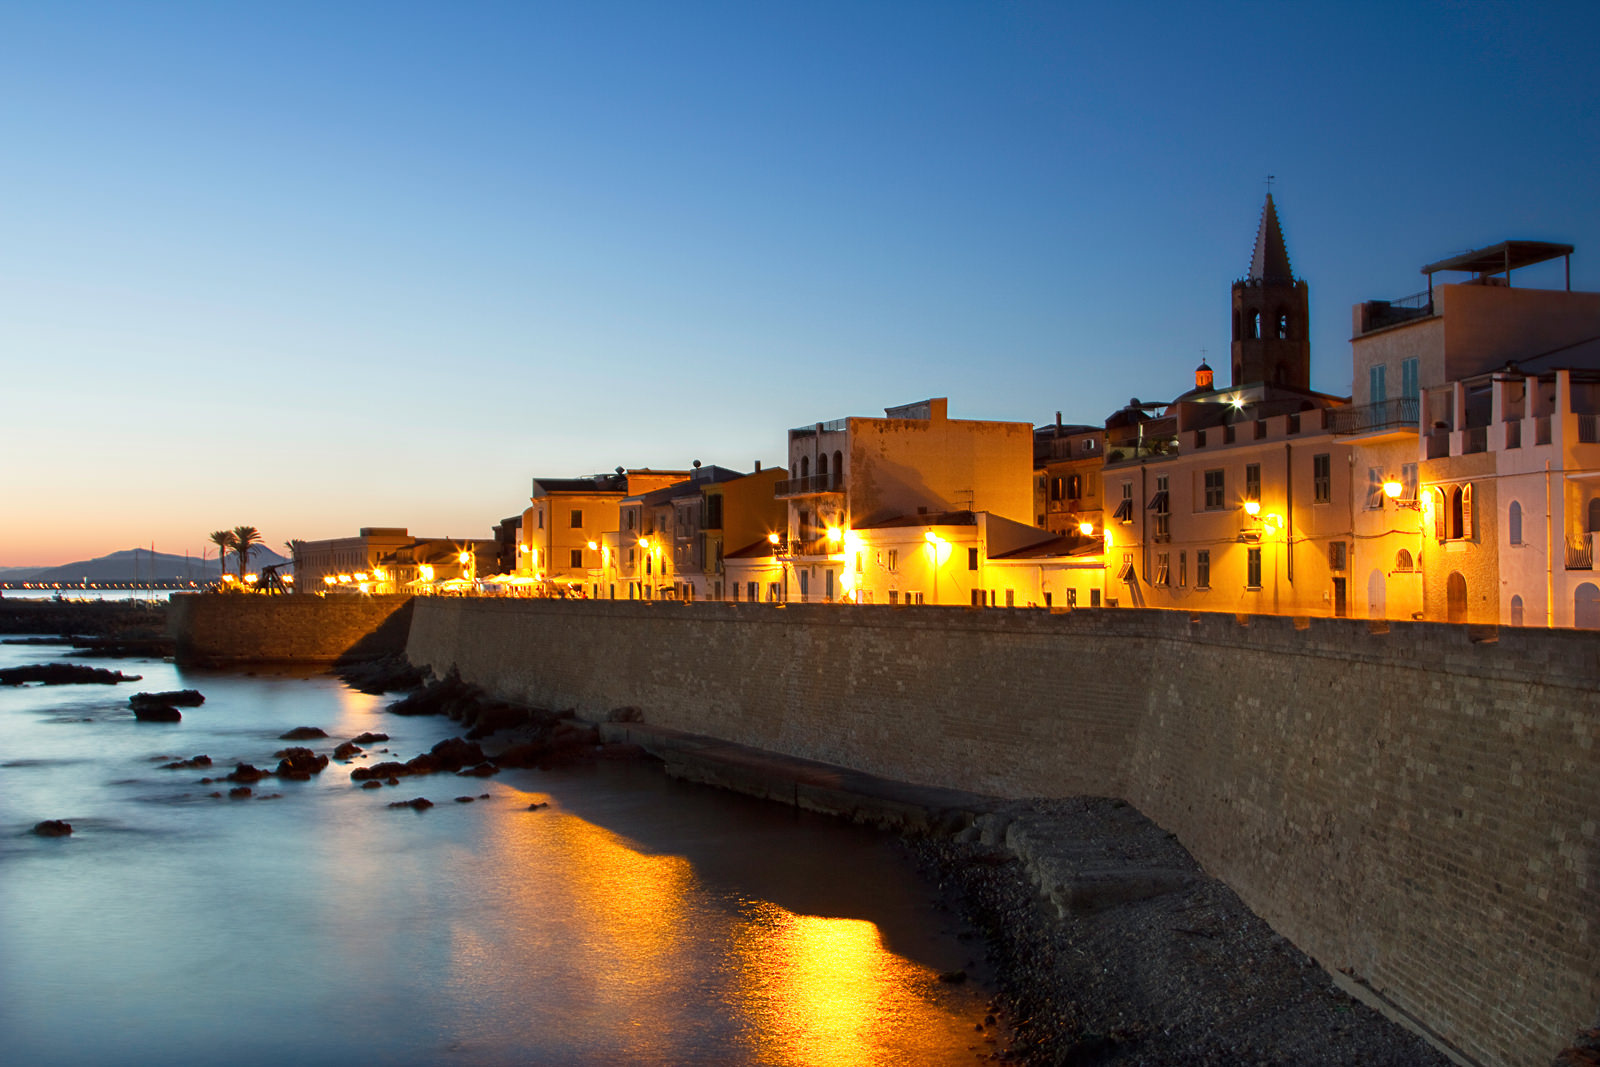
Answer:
[232,525,263,582]
[209,530,236,581]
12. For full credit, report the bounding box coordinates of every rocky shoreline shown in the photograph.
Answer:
[910,798,1452,1066]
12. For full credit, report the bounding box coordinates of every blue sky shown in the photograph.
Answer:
[4,1,1597,565]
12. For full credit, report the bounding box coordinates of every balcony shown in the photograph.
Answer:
[1327,397,1420,437]
[774,474,845,498]
[1567,533,1593,571]
[773,537,832,559]
[788,419,848,439]
[1462,426,1488,454]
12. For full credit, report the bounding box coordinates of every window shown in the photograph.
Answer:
[1366,467,1385,509]
[1113,482,1134,522]
[1509,501,1523,545]
[1402,463,1418,502]
[1090,589,1101,607]
[1401,358,1419,400]
[1246,547,1262,589]
[768,582,782,602]
[1395,549,1413,572]
[1067,474,1082,498]
[1178,551,1187,587]
[1449,484,1473,540]
[799,571,809,597]
[705,495,723,529]
[1050,476,1063,501]
[1313,454,1331,503]
[968,547,979,570]
[825,570,834,600]
[747,582,757,602]
[1276,310,1289,340]
[570,549,583,568]
[538,510,544,529]
[1329,541,1347,571]
[1043,591,1052,608]
[1511,595,1524,627]
[1369,364,1387,405]
[1224,424,1236,444]
[887,550,898,572]
[1245,464,1260,502]
[626,512,636,531]
[1151,476,1170,540]
[1196,430,1207,448]
[1153,553,1170,586]
[1117,553,1135,581]
[1204,469,1225,509]
[1197,550,1210,588]
[971,589,984,607]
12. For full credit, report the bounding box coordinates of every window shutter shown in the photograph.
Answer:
[1462,483,1474,540]
[1433,488,1447,540]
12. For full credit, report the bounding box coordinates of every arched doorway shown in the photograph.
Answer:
[1510,594,1524,627]
[1447,572,1468,623]
[1367,569,1386,620]
[1576,583,1600,629]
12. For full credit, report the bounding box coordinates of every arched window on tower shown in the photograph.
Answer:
[1232,310,1240,341]
[800,455,809,479]
[817,453,828,482]
[1250,311,1261,340]
[833,450,843,489]
[1509,500,1523,545]
[1276,310,1290,340]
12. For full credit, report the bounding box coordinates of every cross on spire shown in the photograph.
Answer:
[1265,173,1276,192]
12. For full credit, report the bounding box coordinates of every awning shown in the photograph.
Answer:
[1145,490,1168,512]
[1117,561,1136,582]
[1112,498,1133,522]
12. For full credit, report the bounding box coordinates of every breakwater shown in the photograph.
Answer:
[167,593,1600,1066]
[167,593,413,664]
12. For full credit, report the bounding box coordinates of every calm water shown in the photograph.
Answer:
[0,641,996,1065]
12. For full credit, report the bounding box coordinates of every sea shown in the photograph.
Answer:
[0,638,998,1066]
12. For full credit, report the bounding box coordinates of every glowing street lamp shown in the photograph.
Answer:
[924,531,944,603]
[1078,521,1095,537]
[1242,500,1261,517]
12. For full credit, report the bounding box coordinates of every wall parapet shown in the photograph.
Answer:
[406,598,1600,1067]
[168,593,415,664]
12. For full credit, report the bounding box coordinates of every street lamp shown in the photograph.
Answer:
[924,531,944,603]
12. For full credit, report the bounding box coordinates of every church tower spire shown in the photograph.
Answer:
[1231,192,1310,389]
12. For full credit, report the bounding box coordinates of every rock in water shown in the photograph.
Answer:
[332,741,362,760]
[351,731,389,744]
[130,689,205,708]
[133,705,182,723]
[32,820,73,837]
[1,664,142,686]
[388,797,433,811]
[274,748,330,780]
[278,726,327,741]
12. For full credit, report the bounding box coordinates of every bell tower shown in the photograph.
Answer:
[1231,193,1310,389]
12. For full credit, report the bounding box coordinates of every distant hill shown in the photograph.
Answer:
[17,546,290,585]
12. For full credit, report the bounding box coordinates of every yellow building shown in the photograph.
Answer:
[520,469,687,595]
[774,397,1034,602]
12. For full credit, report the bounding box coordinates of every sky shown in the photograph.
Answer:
[3,1,1598,567]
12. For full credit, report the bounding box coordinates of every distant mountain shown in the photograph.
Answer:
[18,546,290,585]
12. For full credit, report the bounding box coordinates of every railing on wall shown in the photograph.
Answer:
[1580,414,1599,444]
[774,474,844,497]
[1567,534,1594,571]
[1328,397,1420,436]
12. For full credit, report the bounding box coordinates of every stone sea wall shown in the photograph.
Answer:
[405,598,1600,1067]
[167,593,415,664]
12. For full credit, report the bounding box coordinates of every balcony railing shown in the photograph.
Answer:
[1328,397,1419,436]
[1462,426,1488,454]
[1581,414,1599,444]
[1567,534,1593,571]
[774,474,845,498]
[773,537,832,559]
[788,419,848,438]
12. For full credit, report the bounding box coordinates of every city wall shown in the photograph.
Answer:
[167,593,415,664]
[404,598,1599,1067]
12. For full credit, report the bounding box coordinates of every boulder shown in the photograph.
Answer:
[360,780,383,790]
[160,755,211,770]
[428,737,486,771]
[464,705,532,740]
[229,786,253,799]
[274,748,330,780]
[32,819,73,837]
[278,726,327,741]
[133,705,182,723]
[388,797,433,811]
[351,731,389,744]
[350,761,411,782]
[131,689,205,708]
[457,762,499,778]
[226,763,268,783]
[332,741,362,760]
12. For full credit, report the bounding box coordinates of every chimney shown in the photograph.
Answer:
[754,460,761,472]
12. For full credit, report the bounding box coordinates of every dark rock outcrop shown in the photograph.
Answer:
[389,797,433,811]
[226,763,269,783]
[1,663,142,686]
[278,726,327,741]
[274,748,330,780]
[160,755,212,770]
[332,741,362,760]
[351,731,389,744]
[350,761,412,782]
[133,704,182,723]
[131,690,205,708]
[32,819,73,837]
[335,651,428,695]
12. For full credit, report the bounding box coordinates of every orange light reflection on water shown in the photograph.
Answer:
[732,900,966,1067]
